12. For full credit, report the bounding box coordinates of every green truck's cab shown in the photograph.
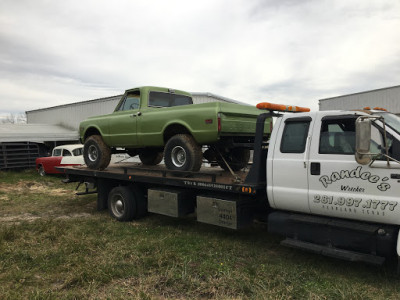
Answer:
[80,86,271,172]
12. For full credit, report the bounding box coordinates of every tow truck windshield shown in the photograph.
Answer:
[373,112,400,134]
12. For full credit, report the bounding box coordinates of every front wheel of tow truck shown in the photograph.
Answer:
[108,185,147,222]
[83,135,111,170]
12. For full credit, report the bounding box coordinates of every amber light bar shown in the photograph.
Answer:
[363,106,388,112]
[256,102,310,112]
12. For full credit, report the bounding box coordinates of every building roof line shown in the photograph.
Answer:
[191,92,249,105]
[319,85,400,102]
[25,95,123,114]
[26,91,250,115]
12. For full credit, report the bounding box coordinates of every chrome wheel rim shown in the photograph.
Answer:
[111,194,125,218]
[171,146,186,167]
[88,145,98,162]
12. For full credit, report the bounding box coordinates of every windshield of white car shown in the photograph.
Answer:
[373,112,400,134]
[53,149,62,156]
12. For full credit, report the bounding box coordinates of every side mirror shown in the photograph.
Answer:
[355,117,372,165]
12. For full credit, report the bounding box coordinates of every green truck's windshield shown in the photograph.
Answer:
[373,112,400,134]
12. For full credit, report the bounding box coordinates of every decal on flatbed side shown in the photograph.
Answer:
[319,166,391,192]
[313,194,398,216]
[183,180,233,191]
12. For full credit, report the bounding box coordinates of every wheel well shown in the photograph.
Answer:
[163,124,191,143]
[84,127,101,141]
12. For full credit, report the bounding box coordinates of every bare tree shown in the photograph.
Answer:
[16,112,27,123]
[1,113,27,124]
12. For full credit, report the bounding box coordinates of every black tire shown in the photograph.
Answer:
[164,134,202,171]
[108,186,136,221]
[217,148,250,172]
[84,135,111,170]
[38,165,46,176]
[127,149,139,157]
[131,185,147,218]
[203,149,217,163]
[139,149,163,166]
[96,179,115,211]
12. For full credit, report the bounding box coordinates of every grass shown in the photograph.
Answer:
[1,169,400,299]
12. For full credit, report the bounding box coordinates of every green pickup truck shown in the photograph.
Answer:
[79,86,271,171]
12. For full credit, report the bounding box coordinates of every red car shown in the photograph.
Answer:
[36,144,84,176]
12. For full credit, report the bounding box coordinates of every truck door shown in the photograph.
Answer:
[308,113,400,225]
[109,93,140,147]
[269,116,313,213]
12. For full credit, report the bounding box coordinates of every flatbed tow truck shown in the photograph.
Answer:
[59,103,400,267]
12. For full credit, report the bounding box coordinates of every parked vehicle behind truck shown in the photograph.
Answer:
[63,102,400,267]
[36,144,84,176]
[79,86,270,172]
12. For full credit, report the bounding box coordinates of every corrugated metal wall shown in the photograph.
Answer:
[26,93,244,130]
[27,96,122,130]
[319,86,400,114]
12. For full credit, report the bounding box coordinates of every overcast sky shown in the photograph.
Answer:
[0,0,399,116]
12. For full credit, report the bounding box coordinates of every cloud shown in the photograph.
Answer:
[0,0,399,114]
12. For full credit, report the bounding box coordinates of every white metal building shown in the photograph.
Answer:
[26,92,248,130]
[319,85,400,115]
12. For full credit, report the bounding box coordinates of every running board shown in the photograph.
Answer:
[281,238,386,266]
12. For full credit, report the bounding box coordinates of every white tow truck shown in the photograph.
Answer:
[60,103,400,267]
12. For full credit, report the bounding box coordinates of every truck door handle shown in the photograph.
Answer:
[130,112,142,117]
[310,162,320,175]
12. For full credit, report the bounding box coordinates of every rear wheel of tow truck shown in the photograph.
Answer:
[132,185,147,218]
[164,134,202,172]
[108,186,137,221]
[217,148,250,172]
[108,185,147,221]
[38,165,46,176]
[84,135,111,170]
[139,148,163,166]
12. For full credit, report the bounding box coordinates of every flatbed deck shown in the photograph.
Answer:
[59,162,264,195]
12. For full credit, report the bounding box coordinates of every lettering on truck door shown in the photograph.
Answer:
[308,112,399,225]
[270,116,313,212]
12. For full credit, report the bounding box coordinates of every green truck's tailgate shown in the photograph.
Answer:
[217,102,271,136]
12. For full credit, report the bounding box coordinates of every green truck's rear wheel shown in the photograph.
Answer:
[164,134,202,172]
[217,148,250,172]
[84,135,111,170]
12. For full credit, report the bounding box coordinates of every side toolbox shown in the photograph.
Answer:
[196,196,255,229]
[148,188,195,217]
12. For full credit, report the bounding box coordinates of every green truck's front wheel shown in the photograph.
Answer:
[84,135,111,170]
[164,134,202,172]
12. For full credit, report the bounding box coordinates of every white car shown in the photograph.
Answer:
[36,144,84,176]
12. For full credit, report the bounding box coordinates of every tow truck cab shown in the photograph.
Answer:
[265,109,400,264]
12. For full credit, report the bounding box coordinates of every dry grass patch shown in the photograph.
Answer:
[0,180,69,196]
